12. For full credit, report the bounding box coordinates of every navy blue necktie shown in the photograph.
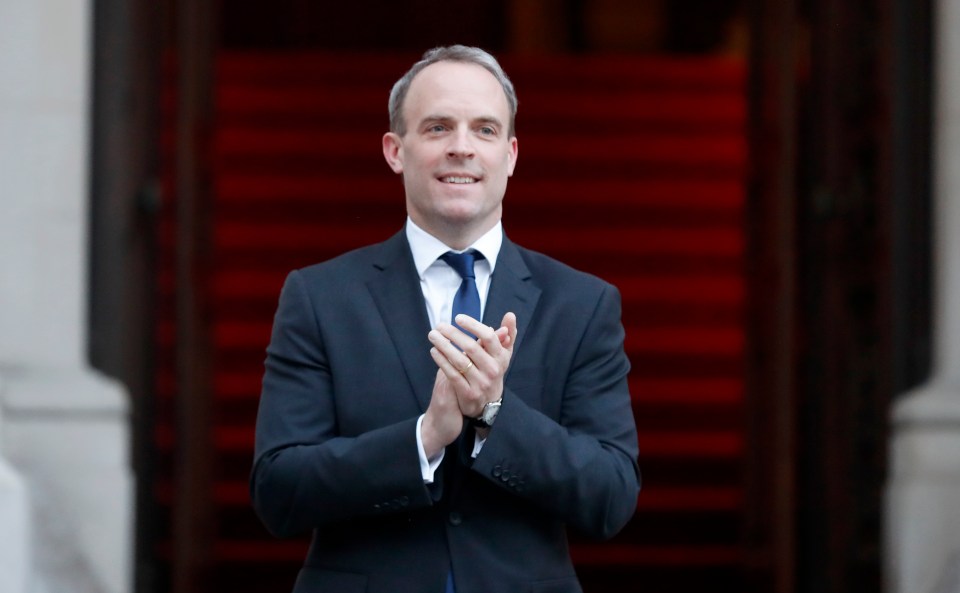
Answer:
[440,250,484,339]
[438,250,484,593]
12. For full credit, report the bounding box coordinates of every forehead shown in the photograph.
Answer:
[403,61,510,122]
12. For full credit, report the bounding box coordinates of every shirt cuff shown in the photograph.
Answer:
[471,433,486,458]
[416,414,444,483]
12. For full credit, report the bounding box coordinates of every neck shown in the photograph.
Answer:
[410,216,499,251]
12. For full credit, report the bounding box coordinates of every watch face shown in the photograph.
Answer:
[471,399,502,428]
[482,400,501,424]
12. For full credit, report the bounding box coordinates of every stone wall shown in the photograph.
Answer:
[0,1,133,592]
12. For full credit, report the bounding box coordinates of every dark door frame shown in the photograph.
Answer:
[89,1,164,591]
[743,0,932,592]
[89,1,220,592]
[743,0,800,591]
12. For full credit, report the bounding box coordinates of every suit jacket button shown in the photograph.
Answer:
[448,512,462,526]
[400,496,409,506]
[492,465,502,478]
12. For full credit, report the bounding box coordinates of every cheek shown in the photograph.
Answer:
[403,156,428,180]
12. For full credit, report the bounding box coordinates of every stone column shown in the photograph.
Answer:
[886,0,960,591]
[0,1,132,592]
[0,376,29,593]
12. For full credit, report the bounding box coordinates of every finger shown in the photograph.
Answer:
[444,313,492,351]
[430,349,481,417]
[494,326,511,347]
[432,323,491,369]
[430,346,471,384]
[436,324,500,378]
[454,314,501,353]
[431,321,472,350]
[499,312,518,352]
[429,328,479,370]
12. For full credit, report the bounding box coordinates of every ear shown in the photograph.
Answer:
[382,132,404,174]
[506,136,519,177]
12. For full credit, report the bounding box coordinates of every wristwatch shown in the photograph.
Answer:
[470,398,502,428]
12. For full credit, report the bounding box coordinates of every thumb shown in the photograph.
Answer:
[499,312,518,351]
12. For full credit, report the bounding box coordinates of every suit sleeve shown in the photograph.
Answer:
[250,270,439,538]
[469,283,640,539]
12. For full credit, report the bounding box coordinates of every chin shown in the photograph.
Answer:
[435,201,483,221]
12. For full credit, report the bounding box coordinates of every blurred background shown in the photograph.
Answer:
[1,0,947,592]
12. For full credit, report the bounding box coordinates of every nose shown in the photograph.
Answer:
[446,127,475,159]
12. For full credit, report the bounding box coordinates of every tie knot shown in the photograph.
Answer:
[440,250,483,280]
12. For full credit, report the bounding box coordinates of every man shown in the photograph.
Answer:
[251,45,640,593]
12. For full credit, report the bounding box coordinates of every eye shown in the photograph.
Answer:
[427,124,447,133]
[478,126,496,136]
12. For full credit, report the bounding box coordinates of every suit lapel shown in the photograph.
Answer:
[366,231,436,413]
[483,237,541,368]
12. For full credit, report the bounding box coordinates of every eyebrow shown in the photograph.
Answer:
[473,116,504,129]
[420,114,504,129]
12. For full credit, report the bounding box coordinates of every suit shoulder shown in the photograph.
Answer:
[293,235,400,282]
[513,244,617,296]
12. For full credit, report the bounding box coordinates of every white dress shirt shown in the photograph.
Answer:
[406,217,503,483]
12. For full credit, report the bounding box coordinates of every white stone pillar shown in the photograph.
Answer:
[1,370,130,593]
[886,0,960,591]
[0,376,30,593]
[0,1,133,592]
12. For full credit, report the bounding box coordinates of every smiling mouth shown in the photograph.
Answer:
[439,176,479,184]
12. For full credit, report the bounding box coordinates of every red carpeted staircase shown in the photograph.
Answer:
[157,51,748,593]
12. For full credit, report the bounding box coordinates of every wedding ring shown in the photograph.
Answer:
[459,360,474,374]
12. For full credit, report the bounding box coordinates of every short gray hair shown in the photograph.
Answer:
[388,45,518,137]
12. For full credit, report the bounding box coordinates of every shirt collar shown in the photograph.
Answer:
[405,217,503,278]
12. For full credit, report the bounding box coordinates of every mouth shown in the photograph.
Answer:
[437,174,480,185]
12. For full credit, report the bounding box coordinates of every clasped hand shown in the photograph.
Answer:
[421,312,517,458]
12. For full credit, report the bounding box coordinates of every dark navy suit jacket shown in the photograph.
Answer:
[251,230,640,593]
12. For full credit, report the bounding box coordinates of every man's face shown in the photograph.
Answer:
[383,61,518,245]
